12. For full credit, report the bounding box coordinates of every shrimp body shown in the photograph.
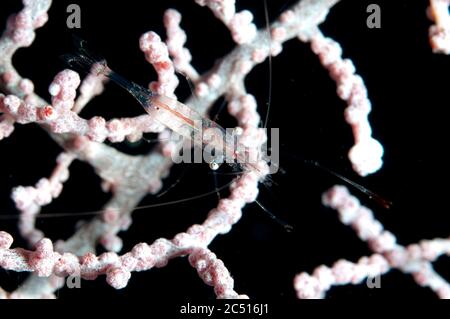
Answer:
[62,42,258,172]
[146,94,239,165]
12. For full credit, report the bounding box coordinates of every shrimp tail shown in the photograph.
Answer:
[60,35,109,76]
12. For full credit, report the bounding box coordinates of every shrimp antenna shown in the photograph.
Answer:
[60,35,108,75]
[306,160,392,209]
[255,199,294,233]
[0,179,235,220]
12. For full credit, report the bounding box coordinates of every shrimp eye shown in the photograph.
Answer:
[209,161,220,170]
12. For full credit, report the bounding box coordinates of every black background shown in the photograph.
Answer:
[0,0,449,300]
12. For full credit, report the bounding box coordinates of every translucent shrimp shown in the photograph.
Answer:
[62,39,256,173]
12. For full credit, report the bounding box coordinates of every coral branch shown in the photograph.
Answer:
[294,254,390,299]
[428,0,450,54]
[189,248,248,299]
[0,178,256,292]
[0,0,445,300]
[12,152,75,245]
[0,0,51,60]
[0,0,51,97]
[0,69,165,143]
[140,31,179,98]
[164,9,199,81]
[308,31,383,176]
[73,69,109,113]
[294,186,450,299]
[0,112,15,140]
[195,0,257,44]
